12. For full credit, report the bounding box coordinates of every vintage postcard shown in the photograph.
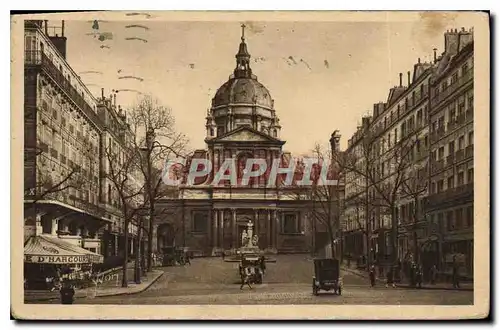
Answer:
[11,11,490,320]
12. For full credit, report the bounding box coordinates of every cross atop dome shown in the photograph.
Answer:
[241,23,246,41]
[234,23,252,78]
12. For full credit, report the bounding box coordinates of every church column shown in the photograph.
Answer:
[267,210,272,248]
[213,209,219,248]
[231,209,237,248]
[219,209,225,249]
[273,209,279,249]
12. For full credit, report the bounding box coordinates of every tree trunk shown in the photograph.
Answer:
[122,217,129,288]
[147,204,154,272]
[391,206,398,266]
[134,222,142,284]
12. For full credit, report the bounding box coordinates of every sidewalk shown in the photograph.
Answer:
[341,264,473,291]
[24,267,164,303]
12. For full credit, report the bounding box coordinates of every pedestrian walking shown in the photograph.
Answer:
[409,263,416,288]
[430,265,438,285]
[369,265,376,287]
[452,256,460,289]
[259,255,266,275]
[416,265,423,289]
[59,281,75,305]
[385,267,395,288]
[239,265,253,290]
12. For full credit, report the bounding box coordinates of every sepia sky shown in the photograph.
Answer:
[55,12,475,154]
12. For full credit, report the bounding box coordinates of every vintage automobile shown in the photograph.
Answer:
[239,254,265,284]
[312,258,343,295]
[161,246,189,266]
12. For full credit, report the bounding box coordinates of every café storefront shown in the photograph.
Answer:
[24,235,104,290]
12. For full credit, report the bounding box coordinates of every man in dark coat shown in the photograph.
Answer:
[369,265,376,287]
[452,256,460,288]
[60,281,75,305]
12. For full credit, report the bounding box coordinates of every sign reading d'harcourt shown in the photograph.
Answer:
[24,255,90,264]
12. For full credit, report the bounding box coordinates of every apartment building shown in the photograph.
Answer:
[342,28,474,279]
[24,20,141,260]
[427,28,474,278]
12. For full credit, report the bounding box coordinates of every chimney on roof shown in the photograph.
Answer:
[433,48,437,63]
[101,88,104,100]
[418,57,421,64]
[399,73,403,87]
[113,93,117,108]
[44,20,48,35]
[62,20,65,37]
[407,71,411,86]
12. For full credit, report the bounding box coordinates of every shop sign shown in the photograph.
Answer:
[24,255,89,264]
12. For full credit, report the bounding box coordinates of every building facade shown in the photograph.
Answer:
[23,20,140,260]
[155,29,333,256]
[427,28,474,278]
[342,28,474,278]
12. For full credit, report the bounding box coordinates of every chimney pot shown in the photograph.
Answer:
[407,71,411,85]
[399,73,403,87]
[418,57,421,63]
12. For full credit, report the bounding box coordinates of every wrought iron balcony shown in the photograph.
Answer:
[427,183,473,209]
[24,51,101,127]
[431,158,445,172]
[430,68,473,107]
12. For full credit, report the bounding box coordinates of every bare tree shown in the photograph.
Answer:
[128,95,189,272]
[336,128,420,266]
[400,160,428,264]
[299,143,344,259]
[103,141,144,288]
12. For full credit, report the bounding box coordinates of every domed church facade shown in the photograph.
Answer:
[155,26,314,257]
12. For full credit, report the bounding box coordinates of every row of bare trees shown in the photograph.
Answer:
[299,125,428,267]
[25,95,188,288]
[103,95,189,287]
[331,125,428,266]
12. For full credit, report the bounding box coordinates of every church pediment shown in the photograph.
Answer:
[209,126,283,144]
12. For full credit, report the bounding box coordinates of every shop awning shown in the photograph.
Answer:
[24,235,104,264]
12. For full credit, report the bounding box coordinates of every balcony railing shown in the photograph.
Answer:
[25,51,101,128]
[427,183,473,208]
[455,149,465,162]
[431,68,473,107]
[465,144,474,158]
[431,158,445,172]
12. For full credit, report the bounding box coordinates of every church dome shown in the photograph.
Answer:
[212,77,273,109]
[211,24,274,110]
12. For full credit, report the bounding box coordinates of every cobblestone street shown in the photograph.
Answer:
[66,255,473,305]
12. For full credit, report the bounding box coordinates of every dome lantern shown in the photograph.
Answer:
[234,24,252,79]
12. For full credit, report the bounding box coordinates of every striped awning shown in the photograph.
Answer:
[24,235,104,264]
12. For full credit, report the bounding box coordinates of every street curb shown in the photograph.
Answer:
[341,266,473,291]
[340,266,385,284]
[395,285,473,292]
[95,271,165,298]
[24,271,165,303]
